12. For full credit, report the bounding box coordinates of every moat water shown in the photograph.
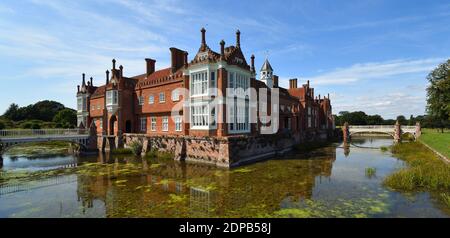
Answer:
[0,137,449,218]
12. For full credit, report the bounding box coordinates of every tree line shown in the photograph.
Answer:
[0,100,77,130]
[334,111,441,128]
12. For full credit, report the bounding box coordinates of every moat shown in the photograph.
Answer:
[0,137,449,218]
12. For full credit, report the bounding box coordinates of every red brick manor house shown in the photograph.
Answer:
[76,28,334,167]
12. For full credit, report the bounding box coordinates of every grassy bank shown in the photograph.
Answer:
[384,142,450,192]
[419,128,450,159]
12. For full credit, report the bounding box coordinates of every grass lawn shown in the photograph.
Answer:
[419,128,450,159]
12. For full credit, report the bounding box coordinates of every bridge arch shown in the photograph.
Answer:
[349,131,395,138]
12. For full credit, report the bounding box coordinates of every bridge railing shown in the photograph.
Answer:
[0,129,88,138]
[349,125,395,129]
[349,125,416,130]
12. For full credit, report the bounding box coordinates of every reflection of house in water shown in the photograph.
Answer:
[189,187,212,217]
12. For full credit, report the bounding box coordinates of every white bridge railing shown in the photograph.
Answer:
[0,129,88,139]
[349,125,416,131]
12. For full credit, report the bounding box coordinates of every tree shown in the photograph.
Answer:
[396,115,407,125]
[0,121,5,130]
[426,59,450,132]
[3,103,20,121]
[53,108,77,128]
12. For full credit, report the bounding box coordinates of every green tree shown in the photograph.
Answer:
[3,103,21,121]
[396,115,407,125]
[0,121,5,130]
[53,108,77,128]
[426,59,450,132]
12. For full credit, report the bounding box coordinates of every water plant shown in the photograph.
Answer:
[111,148,133,155]
[380,146,389,152]
[144,149,174,160]
[365,167,377,178]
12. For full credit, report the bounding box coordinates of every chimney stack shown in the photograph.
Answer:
[170,48,186,74]
[145,58,156,76]
[201,28,206,50]
[328,93,330,100]
[82,73,86,86]
[250,54,255,73]
[106,70,110,84]
[184,52,189,68]
[273,75,279,87]
[112,59,116,70]
[119,65,123,78]
[289,78,298,89]
[220,40,225,58]
[77,85,80,92]
[90,77,93,86]
[236,29,241,48]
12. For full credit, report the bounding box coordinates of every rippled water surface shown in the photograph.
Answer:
[0,137,449,218]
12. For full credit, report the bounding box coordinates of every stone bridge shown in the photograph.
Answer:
[342,121,421,143]
[0,124,98,160]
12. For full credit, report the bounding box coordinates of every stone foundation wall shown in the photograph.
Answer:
[121,129,333,168]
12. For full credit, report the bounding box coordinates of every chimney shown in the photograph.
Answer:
[328,93,330,100]
[112,59,116,70]
[220,40,225,58]
[273,75,279,87]
[170,47,186,73]
[184,52,188,68]
[250,54,255,73]
[106,70,110,84]
[90,77,93,86]
[307,80,310,87]
[82,73,86,86]
[119,65,123,78]
[289,78,298,89]
[236,29,241,48]
[201,27,206,50]
[145,58,156,76]
[77,85,80,92]
[311,88,314,98]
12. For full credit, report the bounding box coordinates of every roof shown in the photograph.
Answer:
[260,59,273,72]
[91,85,106,98]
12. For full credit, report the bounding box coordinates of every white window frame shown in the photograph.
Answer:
[162,116,169,132]
[172,89,180,102]
[138,96,144,105]
[175,116,182,132]
[159,92,165,103]
[151,117,156,131]
[148,95,154,104]
[106,90,118,106]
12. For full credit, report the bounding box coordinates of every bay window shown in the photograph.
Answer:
[106,90,118,106]
[162,116,168,131]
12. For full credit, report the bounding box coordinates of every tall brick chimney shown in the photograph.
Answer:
[220,40,225,58]
[145,58,156,76]
[289,78,298,89]
[170,47,186,74]
[106,70,110,84]
[273,75,279,87]
[250,54,255,73]
[236,29,241,48]
[201,28,206,50]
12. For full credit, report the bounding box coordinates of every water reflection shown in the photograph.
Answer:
[0,138,449,218]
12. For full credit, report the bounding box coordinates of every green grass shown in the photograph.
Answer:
[383,142,450,192]
[365,167,377,178]
[419,128,450,159]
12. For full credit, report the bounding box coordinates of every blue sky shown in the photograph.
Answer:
[0,0,449,119]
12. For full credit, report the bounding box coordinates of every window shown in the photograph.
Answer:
[210,107,216,126]
[210,72,216,88]
[191,104,209,127]
[91,105,95,111]
[140,117,147,132]
[106,90,118,105]
[77,97,82,111]
[172,89,180,101]
[175,116,182,132]
[138,96,144,105]
[191,71,208,96]
[99,120,103,129]
[159,92,165,103]
[162,116,168,131]
[149,95,154,104]
[151,117,156,131]
[97,104,101,110]
[228,97,250,132]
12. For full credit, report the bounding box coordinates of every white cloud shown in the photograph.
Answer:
[301,58,444,85]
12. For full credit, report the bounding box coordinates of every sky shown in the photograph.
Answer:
[0,0,449,119]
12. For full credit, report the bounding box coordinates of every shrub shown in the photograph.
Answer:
[144,149,174,160]
[111,148,133,155]
[129,141,143,156]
